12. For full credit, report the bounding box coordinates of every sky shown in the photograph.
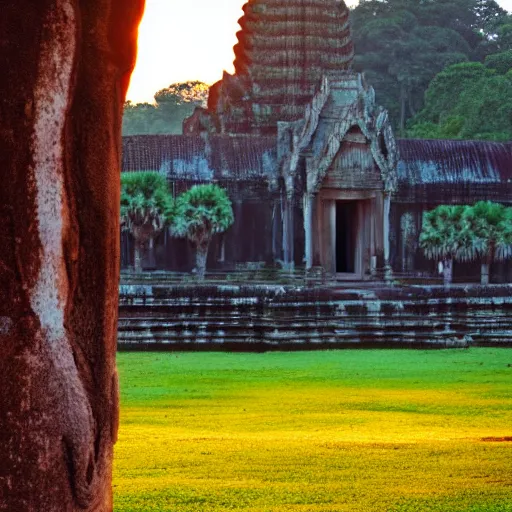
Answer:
[126,0,512,104]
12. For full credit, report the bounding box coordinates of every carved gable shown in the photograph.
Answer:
[322,128,384,190]
[278,72,398,196]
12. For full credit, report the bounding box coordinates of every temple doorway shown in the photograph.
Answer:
[335,201,357,273]
[313,191,382,279]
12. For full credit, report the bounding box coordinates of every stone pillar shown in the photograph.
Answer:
[281,193,295,270]
[371,191,392,280]
[374,192,385,270]
[271,196,282,263]
[383,192,393,280]
[0,2,144,510]
[281,193,289,268]
[289,200,295,268]
[324,199,337,274]
[303,193,314,269]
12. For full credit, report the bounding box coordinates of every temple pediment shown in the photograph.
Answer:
[277,72,398,196]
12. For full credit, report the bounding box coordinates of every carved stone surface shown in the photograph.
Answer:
[119,135,512,279]
[122,135,512,202]
[279,73,398,198]
[118,283,512,348]
[0,2,144,510]
[273,72,398,274]
[186,0,353,134]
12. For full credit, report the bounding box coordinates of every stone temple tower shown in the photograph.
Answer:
[184,0,397,280]
[184,0,354,135]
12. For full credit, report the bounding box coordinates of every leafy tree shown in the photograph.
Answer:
[171,184,234,280]
[420,202,512,285]
[419,205,469,286]
[496,22,512,51]
[351,0,508,132]
[153,80,209,133]
[484,49,512,73]
[154,80,209,107]
[412,62,493,123]
[353,4,470,133]
[474,0,510,35]
[462,201,512,284]
[122,101,159,135]
[472,12,512,59]
[121,172,174,272]
[456,74,512,140]
[407,60,512,140]
[122,81,209,135]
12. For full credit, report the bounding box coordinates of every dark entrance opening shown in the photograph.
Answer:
[336,201,357,273]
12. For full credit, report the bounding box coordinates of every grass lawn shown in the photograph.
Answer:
[114,349,512,511]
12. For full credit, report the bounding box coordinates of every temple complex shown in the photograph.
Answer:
[121,0,512,283]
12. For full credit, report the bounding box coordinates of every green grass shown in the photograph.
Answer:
[114,349,512,511]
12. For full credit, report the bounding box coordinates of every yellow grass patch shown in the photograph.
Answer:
[114,349,512,511]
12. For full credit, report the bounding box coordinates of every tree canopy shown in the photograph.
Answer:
[122,81,209,135]
[406,59,512,140]
[170,184,234,280]
[121,172,174,271]
[420,202,512,285]
[351,0,510,134]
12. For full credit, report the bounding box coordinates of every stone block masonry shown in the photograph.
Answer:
[118,284,512,350]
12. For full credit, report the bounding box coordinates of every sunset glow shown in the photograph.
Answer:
[126,0,512,104]
[127,0,244,103]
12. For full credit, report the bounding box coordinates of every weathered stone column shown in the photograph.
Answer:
[271,196,282,263]
[373,192,385,270]
[383,192,393,280]
[0,1,144,510]
[303,193,314,269]
[369,197,377,276]
[281,190,295,271]
[233,199,244,262]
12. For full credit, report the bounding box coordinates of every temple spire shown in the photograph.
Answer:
[184,0,354,135]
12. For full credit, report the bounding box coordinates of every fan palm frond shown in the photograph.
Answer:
[420,205,469,261]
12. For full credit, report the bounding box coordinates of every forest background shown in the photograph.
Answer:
[122,0,512,141]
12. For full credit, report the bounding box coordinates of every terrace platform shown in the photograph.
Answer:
[118,272,512,350]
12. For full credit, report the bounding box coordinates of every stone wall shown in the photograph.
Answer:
[118,283,512,350]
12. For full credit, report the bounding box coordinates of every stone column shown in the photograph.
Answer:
[325,200,337,274]
[383,192,393,280]
[288,197,295,269]
[303,193,315,269]
[281,192,295,270]
[0,2,144,510]
[281,193,290,268]
[370,197,377,277]
[374,192,385,270]
[271,196,282,263]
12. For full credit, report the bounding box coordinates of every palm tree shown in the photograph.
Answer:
[171,184,234,280]
[419,205,468,287]
[463,201,512,285]
[121,172,174,272]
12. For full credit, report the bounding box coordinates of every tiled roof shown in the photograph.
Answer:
[122,134,277,181]
[122,135,512,202]
[397,139,512,185]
